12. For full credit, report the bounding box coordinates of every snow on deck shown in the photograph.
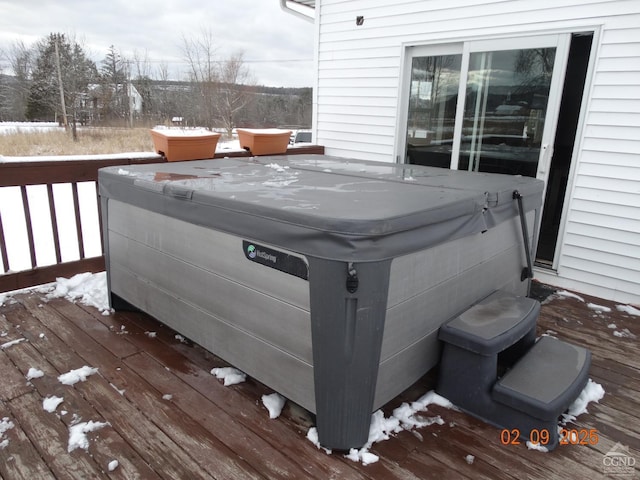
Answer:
[0,280,638,479]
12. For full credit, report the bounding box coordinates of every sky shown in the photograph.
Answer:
[0,0,315,88]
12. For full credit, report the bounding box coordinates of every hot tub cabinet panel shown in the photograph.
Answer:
[99,155,543,450]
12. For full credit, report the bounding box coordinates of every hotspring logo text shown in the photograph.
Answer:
[247,244,277,264]
[603,443,636,477]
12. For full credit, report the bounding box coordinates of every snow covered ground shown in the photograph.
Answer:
[0,122,62,135]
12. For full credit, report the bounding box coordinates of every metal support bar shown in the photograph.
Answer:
[513,190,533,281]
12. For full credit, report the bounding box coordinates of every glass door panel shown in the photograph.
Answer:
[405,54,462,168]
[457,47,556,177]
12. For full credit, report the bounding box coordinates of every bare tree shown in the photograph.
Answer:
[182,28,219,130]
[216,51,255,137]
[2,41,34,121]
[131,50,153,123]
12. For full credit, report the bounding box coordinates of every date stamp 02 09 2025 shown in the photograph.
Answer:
[501,428,638,477]
[500,428,600,447]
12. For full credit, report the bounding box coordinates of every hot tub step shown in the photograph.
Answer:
[493,335,591,420]
[437,292,591,450]
[438,290,539,355]
[437,290,539,410]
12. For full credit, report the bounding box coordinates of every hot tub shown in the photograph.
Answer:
[98,155,543,450]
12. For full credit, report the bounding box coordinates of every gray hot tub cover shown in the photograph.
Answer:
[98,155,543,262]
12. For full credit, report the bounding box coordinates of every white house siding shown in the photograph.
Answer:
[313,0,640,305]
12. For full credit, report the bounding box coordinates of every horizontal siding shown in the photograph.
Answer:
[575,161,640,181]
[317,104,398,120]
[564,231,640,256]
[591,84,640,99]
[580,149,640,166]
[562,245,640,282]
[589,98,640,113]
[316,106,397,122]
[570,196,640,220]
[317,76,400,89]
[581,137,640,154]
[596,71,640,85]
[567,210,638,234]
[561,7,640,304]
[549,261,640,298]
[563,222,639,249]
[588,112,640,127]
[584,124,640,140]
[319,121,397,136]
[318,66,400,80]
[572,188,640,212]
[596,56,640,71]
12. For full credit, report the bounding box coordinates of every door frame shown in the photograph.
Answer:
[395,30,594,269]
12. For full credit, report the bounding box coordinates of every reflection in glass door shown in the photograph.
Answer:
[405,54,462,168]
[404,36,566,181]
[458,47,556,177]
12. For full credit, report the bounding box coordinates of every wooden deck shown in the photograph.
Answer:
[0,282,638,479]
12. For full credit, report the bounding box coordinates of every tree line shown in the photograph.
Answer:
[0,32,312,136]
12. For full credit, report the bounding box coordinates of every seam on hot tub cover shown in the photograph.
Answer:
[98,156,543,262]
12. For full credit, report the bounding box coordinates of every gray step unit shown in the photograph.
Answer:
[99,155,544,450]
[437,290,591,450]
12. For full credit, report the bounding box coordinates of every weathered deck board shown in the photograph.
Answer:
[0,284,638,479]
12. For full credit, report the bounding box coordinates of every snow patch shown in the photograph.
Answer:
[0,417,15,450]
[67,420,110,452]
[613,329,636,339]
[110,383,126,396]
[1,338,26,349]
[587,303,611,313]
[211,367,246,386]
[261,393,286,419]
[562,379,605,424]
[108,459,119,471]
[46,272,111,315]
[43,396,64,413]
[616,304,640,316]
[555,291,584,302]
[526,441,549,452]
[26,367,45,380]
[306,427,332,454]
[265,163,288,173]
[58,366,99,386]
[308,390,453,465]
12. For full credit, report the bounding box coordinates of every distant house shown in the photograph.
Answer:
[282,0,640,305]
[79,83,143,124]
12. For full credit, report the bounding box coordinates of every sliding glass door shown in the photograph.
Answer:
[403,35,569,182]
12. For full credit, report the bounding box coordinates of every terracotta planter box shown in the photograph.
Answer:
[150,128,221,162]
[237,128,292,156]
